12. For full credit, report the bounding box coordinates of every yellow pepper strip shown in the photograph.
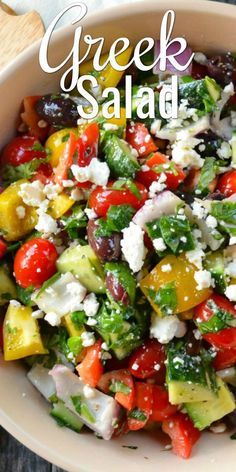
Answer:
[49,193,74,219]
[3,303,48,361]
[46,128,78,168]
[0,179,37,241]
[105,106,127,128]
[79,47,133,89]
[63,313,85,337]
[140,254,212,317]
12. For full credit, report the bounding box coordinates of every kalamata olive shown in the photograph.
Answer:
[87,220,121,262]
[105,271,129,305]
[195,131,223,158]
[186,330,202,357]
[205,191,225,201]
[206,53,236,86]
[35,94,79,127]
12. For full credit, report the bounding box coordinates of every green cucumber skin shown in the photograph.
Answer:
[104,134,140,178]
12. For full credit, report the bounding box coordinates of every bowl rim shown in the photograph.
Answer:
[1,0,236,470]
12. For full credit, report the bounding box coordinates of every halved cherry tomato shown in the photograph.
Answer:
[14,238,58,289]
[54,132,77,184]
[77,339,103,388]
[1,136,47,167]
[21,96,50,142]
[150,386,177,422]
[162,413,201,459]
[136,152,185,190]
[194,293,236,349]
[127,382,153,431]
[129,339,166,379]
[98,369,135,410]
[0,239,7,259]
[89,181,148,217]
[213,347,236,370]
[217,170,236,197]
[76,123,99,167]
[126,123,157,158]
[32,163,54,184]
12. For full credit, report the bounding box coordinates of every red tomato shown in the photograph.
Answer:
[217,170,236,197]
[213,347,236,370]
[127,382,153,431]
[77,339,103,388]
[1,136,47,167]
[76,123,99,167]
[32,163,54,184]
[54,132,77,184]
[136,152,185,190]
[162,413,201,459]
[129,339,166,379]
[14,238,58,289]
[194,293,236,349]
[126,123,157,158]
[150,386,177,422]
[0,239,7,259]
[98,369,135,410]
[21,96,50,142]
[89,181,148,217]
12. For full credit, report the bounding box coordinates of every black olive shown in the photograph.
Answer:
[35,94,79,127]
[87,220,121,262]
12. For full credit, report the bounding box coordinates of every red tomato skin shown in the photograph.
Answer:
[14,238,58,289]
[217,170,236,197]
[213,347,236,370]
[1,136,47,167]
[76,123,99,167]
[162,413,201,459]
[21,96,50,142]
[136,152,185,190]
[126,123,157,157]
[77,340,103,388]
[89,181,148,217]
[129,339,166,379]
[194,293,236,349]
[127,382,153,431]
[98,369,135,410]
[32,163,54,184]
[150,386,178,422]
[0,239,7,259]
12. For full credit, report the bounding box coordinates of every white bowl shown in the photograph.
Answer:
[0,1,236,471]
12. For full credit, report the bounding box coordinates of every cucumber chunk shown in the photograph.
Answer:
[0,266,17,306]
[51,400,83,433]
[104,134,140,178]
[204,251,228,294]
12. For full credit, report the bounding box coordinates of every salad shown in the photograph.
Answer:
[0,45,236,460]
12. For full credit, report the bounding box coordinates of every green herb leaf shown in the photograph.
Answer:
[112,179,141,199]
[148,282,177,316]
[61,205,87,239]
[67,336,83,356]
[61,133,70,143]
[196,299,236,334]
[159,215,195,254]
[109,380,132,395]
[70,311,86,330]
[2,157,49,186]
[16,285,34,306]
[195,157,219,197]
[211,201,236,236]
[95,204,135,238]
[128,408,147,422]
[71,395,82,414]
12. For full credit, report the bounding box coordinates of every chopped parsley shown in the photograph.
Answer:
[148,282,178,316]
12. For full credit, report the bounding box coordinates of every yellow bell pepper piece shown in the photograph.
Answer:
[140,255,212,317]
[0,267,17,306]
[0,179,37,241]
[49,193,74,219]
[3,303,48,361]
[80,47,133,89]
[105,106,127,128]
[46,128,78,168]
[63,313,85,337]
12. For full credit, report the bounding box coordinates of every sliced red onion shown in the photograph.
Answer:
[153,40,193,76]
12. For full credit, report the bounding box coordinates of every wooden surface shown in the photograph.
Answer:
[0,0,235,471]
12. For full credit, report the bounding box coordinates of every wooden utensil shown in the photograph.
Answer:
[0,2,44,70]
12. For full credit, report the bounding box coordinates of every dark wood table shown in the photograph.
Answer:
[0,0,235,470]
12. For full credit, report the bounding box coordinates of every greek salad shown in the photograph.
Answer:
[1,46,236,459]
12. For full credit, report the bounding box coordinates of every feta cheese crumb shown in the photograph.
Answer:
[71,158,110,186]
[205,215,218,229]
[35,211,58,236]
[121,222,147,273]
[225,284,236,302]
[16,205,26,219]
[44,311,61,327]
[194,52,207,65]
[150,313,187,344]
[150,119,162,136]
[153,237,167,252]
[84,208,98,220]
[32,310,44,319]
[81,331,95,347]
[171,131,204,169]
[149,173,167,197]
[83,385,95,399]
[103,123,118,131]
[19,181,44,206]
[83,293,99,317]
[217,141,232,160]
[194,270,213,290]
[229,236,236,245]
[43,183,62,200]
[101,342,109,351]
[161,263,172,273]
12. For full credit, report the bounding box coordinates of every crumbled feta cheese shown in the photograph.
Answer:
[194,52,207,65]
[229,237,236,245]
[62,180,75,188]
[32,309,44,319]
[70,188,84,201]
[19,181,44,206]
[81,331,95,347]
[171,131,204,169]
[194,270,213,290]
[141,164,150,172]
[71,158,110,186]
[161,263,172,273]
[101,342,109,351]
[121,222,147,273]
[83,293,99,317]
[83,385,95,399]
[84,208,98,220]
[186,244,205,269]
[150,119,162,136]
[153,237,167,252]
[225,284,236,301]
[205,215,218,229]
[10,300,21,307]
[217,141,232,160]
[44,311,61,327]
[150,313,187,344]
[192,199,208,219]
[87,317,97,326]
[103,123,118,131]
[225,260,236,278]
[35,211,58,236]
[16,205,26,219]
[149,173,167,197]
[43,183,62,200]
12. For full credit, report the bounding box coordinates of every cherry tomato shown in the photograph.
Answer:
[98,369,135,410]
[32,163,53,184]
[213,347,236,370]
[129,339,166,379]
[14,238,58,289]
[136,152,185,190]
[162,413,201,459]
[1,136,47,167]
[89,181,148,217]
[21,96,50,141]
[150,385,178,422]
[126,123,157,157]
[77,339,103,388]
[217,170,236,197]
[76,123,99,167]
[127,382,153,431]
[0,239,7,259]
[194,293,236,349]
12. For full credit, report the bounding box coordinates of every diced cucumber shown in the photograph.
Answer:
[104,134,140,178]
[51,400,83,433]
[185,377,235,430]
[57,245,105,294]
[217,367,236,387]
[0,266,17,306]
[179,77,221,115]
[204,251,228,294]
